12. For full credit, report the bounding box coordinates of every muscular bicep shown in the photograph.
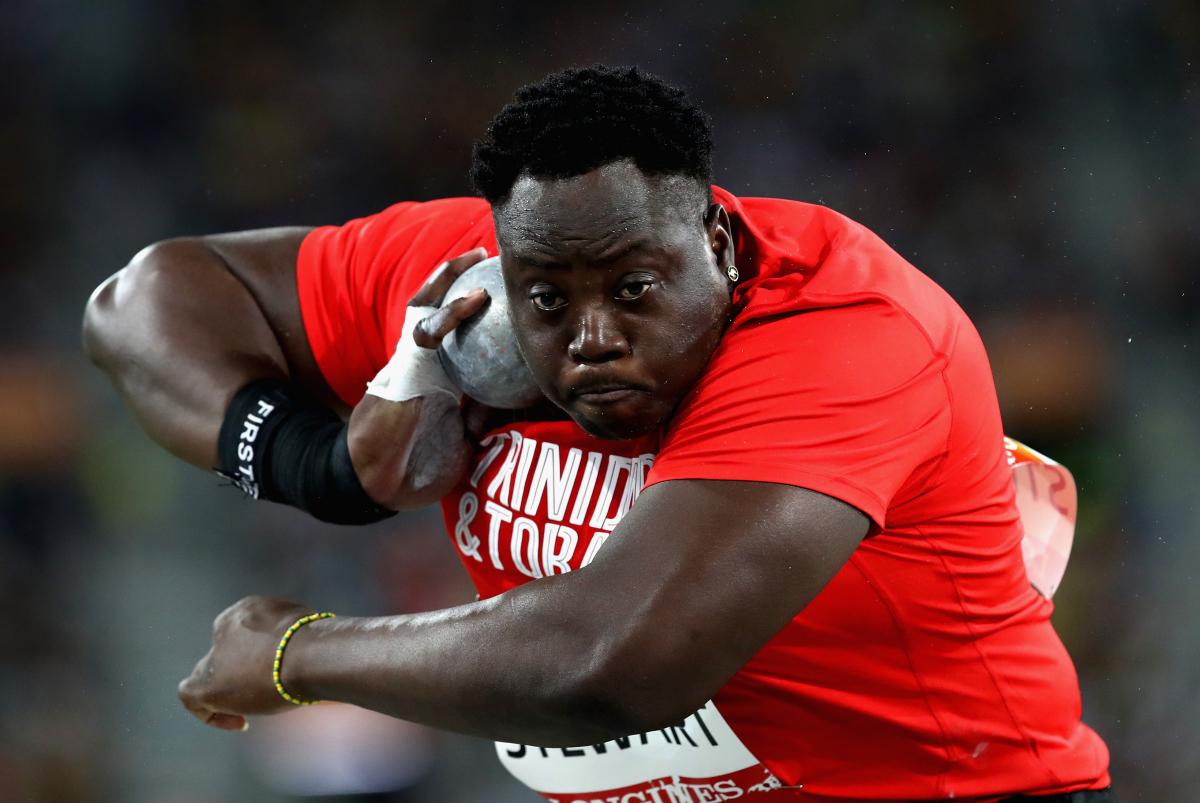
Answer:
[84,226,347,468]
[201,227,346,414]
[573,479,868,727]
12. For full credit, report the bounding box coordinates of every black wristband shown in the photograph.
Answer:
[216,379,396,525]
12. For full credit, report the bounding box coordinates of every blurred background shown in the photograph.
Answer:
[1,1,1196,801]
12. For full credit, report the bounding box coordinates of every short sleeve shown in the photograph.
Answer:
[644,299,952,531]
[296,197,496,406]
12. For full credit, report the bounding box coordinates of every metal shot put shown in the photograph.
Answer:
[437,257,541,410]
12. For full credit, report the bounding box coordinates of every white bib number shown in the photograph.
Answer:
[496,700,782,802]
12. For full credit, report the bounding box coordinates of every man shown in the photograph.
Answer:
[83,66,1111,801]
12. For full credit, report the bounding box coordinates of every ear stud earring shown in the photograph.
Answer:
[726,265,740,282]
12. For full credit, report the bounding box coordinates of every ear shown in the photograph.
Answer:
[704,204,735,274]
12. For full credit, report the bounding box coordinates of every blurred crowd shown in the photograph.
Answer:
[0,2,1195,801]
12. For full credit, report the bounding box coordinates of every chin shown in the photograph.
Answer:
[569,403,667,440]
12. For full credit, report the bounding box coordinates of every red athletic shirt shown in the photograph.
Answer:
[296,188,1110,801]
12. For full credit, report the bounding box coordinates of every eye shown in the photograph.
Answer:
[529,286,566,311]
[616,278,654,301]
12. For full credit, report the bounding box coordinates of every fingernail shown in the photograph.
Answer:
[240,720,250,731]
[469,287,487,298]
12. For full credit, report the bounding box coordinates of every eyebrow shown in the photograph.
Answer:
[511,239,656,270]
[594,238,654,265]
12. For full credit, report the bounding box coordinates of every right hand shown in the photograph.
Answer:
[408,246,492,348]
[347,247,497,508]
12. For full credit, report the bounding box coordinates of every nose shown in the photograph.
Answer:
[568,305,630,364]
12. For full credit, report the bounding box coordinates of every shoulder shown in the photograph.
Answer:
[298,196,497,280]
[687,298,946,434]
[718,189,967,363]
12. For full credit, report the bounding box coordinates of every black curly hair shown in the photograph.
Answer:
[470,65,713,206]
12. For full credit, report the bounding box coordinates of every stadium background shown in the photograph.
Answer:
[1,2,1196,800]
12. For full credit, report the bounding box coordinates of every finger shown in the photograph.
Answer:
[179,676,250,731]
[206,712,250,732]
[178,656,206,700]
[179,687,213,724]
[412,289,488,348]
[179,673,211,718]
[409,247,489,307]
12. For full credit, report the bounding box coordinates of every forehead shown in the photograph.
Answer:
[494,161,703,262]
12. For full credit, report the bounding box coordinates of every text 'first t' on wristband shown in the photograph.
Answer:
[216,378,293,500]
[215,378,396,525]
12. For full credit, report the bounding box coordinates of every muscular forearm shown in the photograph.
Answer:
[274,489,767,746]
[180,482,868,740]
[347,393,473,509]
[282,572,637,746]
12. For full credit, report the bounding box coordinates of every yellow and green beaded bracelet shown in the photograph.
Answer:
[273,611,335,705]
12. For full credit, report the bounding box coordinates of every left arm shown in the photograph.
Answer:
[179,478,867,743]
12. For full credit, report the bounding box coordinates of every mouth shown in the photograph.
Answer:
[568,381,652,406]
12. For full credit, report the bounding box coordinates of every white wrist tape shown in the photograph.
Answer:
[364,306,461,403]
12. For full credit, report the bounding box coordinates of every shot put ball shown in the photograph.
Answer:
[438,257,542,409]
